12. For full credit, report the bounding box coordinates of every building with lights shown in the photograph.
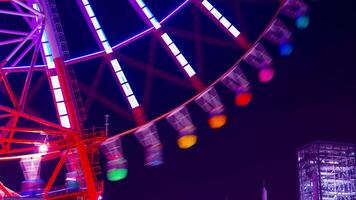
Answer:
[298,141,356,200]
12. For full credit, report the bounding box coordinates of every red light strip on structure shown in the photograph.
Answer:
[33,4,71,128]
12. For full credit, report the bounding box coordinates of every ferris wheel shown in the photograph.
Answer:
[0,0,311,199]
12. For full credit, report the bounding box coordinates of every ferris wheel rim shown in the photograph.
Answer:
[103,2,286,141]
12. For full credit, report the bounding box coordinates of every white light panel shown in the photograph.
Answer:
[85,5,95,17]
[211,8,222,20]
[197,0,241,38]
[116,71,127,84]
[168,43,180,56]
[91,17,101,30]
[229,26,240,37]
[57,102,67,116]
[54,88,64,102]
[60,115,71,128]
[136,0,145,8]
[176,54,188,67]
[128,95,139,109]
[161,33,173,45]
[50,76,60,89]
[184,65,196,77]
[111,59,121,72]
[202,0,213,11]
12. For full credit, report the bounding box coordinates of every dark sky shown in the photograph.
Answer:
[1,0,356,200]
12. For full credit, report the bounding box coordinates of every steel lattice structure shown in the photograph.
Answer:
[298,141,356,200]
[0,0,311,199]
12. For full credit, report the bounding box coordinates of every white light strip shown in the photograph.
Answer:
[50,74,71,128]
[168,43,180,56]
[184,65,195,77]
[60,115,71,128]
[33,3,72,128]
[211,8,222,20]
[135,0,161,30]
[40,31,55,69]
[91,17,100,30]
[142,7,153,19]
[80,2,112,54]
[54,88,64,102]
[79,0,140,109]
[128,95,139,109]
[110,59,121,72]
[50,76,60,89]
[161,33,173,45]
[136,0,145,8]
[198,0,240,38]
[202,0,213,11]
[176,54,188,67]
[85,5,95,17]
[57,102,68,116]
[160,33,196,77]
[132,1,196,78]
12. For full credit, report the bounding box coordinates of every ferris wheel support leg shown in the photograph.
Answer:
[52,58,98,199]
[75,139,98,200]
[43,148,70,197]
[39,0,99,197]
[0,182,11,197]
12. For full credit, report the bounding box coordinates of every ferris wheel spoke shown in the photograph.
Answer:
[130,0,205,92]
[81,59,106,114]
[142,38,157,113]
[118,54,193,89]
[76,0,145,125]
[192,8,205,80]
[192,0,251,50]
[168,28,238,49]
[78,82,134,121]
[232,1,248,37]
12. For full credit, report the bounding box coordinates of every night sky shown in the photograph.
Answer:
[1,0,356,200]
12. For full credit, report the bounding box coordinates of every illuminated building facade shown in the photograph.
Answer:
[298,141,356,200]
